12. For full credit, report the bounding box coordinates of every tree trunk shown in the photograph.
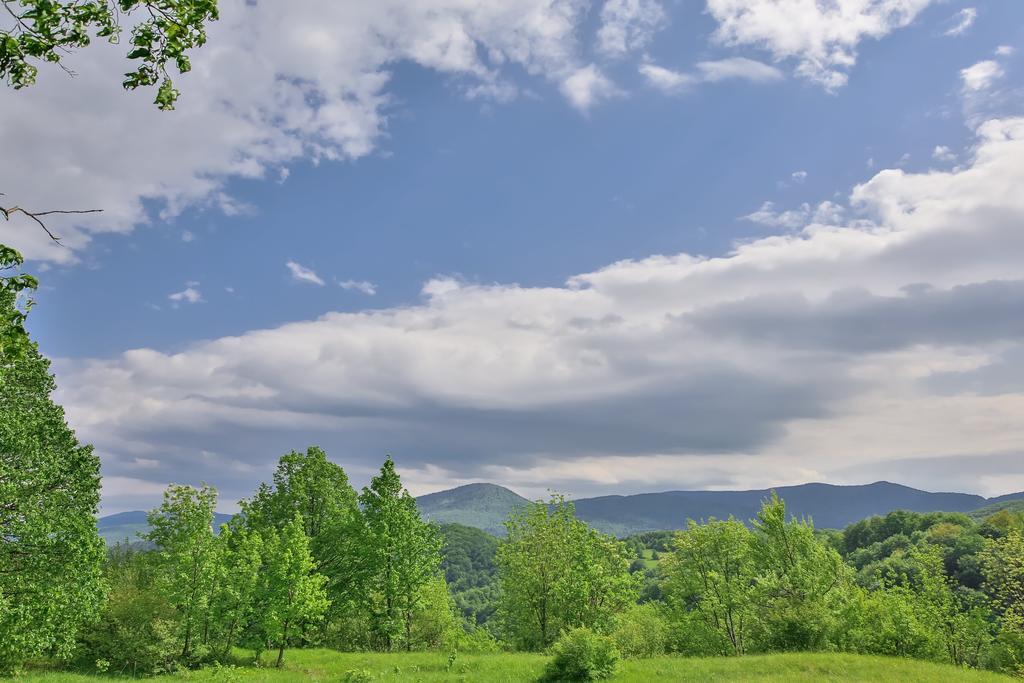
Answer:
[276,621,289,668]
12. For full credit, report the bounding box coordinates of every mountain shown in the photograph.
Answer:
[413,481,1024,537]
[97,510,233,545]
[417,483,530,536]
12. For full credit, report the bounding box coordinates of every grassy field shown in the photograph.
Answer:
[21,650,1015,682]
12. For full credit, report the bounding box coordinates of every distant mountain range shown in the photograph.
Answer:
[416,481,1024,537]
[98,480,1024,543]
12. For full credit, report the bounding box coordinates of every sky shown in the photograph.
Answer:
[2,0,1024,513]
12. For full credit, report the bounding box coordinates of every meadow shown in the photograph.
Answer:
[21,650,1016,682]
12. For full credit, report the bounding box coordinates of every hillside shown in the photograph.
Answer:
[417,483,530,536]
[967,498,1024,522]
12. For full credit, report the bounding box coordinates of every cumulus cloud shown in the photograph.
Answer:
[638,63,694,93]
[640,57,781,95]
[0,0,601,262]
[560,64,620,111]
[961,60,1004,91]
[932,145,956,162]
[942,8,977,37]
[54,117,1024,508]
[706,0,935,90]
[168,282,203,306]
[697,57,784,83]
[597,0,667,57]
[286,261,325,286]
[742,200,842,229]
[339,279,378,296]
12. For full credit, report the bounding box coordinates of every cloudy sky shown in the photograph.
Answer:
[3,0,1024,512]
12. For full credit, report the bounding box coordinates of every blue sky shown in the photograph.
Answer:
[3,0,1024,512]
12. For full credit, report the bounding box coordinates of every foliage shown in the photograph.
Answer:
[207,524,262,657]
[79,545,179,676]
[0,0,219,109]
[254,513,330,667]
[496,496,639,651]
[661,517,756,655]
[749,493,851,652]
[0,246,105,673]
[542,627,619,682]
[609,603,668,659]
[439,523,499,624]
[357,457,443,651]
[239,446,358,631]
[144,483,220,663]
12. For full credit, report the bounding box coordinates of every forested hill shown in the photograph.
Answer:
[98,480,1024,543]
[414,481,1024,536]
[417,483,530,536]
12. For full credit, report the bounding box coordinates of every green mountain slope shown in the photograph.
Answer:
[417,483,529,536]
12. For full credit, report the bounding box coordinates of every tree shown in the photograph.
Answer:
[0,246,105,672]
[240,446,359,625]
[1,0,219,110]
[496,496,638,650]
[208,524,262,658]
[144,483,219,661]
[255,514,329,667]
[357,457,443,651]
[749,492,850,651]
[661,518,756,655]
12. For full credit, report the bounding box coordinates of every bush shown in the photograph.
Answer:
[611,604,668,658]
[542,627,619,681]
[79,581,180,676]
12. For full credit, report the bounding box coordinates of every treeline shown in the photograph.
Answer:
[78,459,1024,678]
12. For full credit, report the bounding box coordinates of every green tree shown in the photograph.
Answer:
[661,517,756,655]
[240,446,359,628]
[0,246,105,672]
[980,530,1024,671]
[1,0,219,110]
[358,457,443,651]
[144,483,219,661]
[208,524,262,657]
[749,493,850,651]
[255,513,329,667]
[496,496,638,650]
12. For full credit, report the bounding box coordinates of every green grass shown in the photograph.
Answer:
[21,650,1014,682]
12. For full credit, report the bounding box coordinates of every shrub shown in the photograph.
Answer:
[79,582,180,676]
[611,604,668,658]
[542,627,619,681]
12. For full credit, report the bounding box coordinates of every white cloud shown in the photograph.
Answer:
[932,145,956,162]
[638,63,694,93]
[597,0,667,57]
[339,279,378,295]
[0,0,601,262]
[742,199,841,229]
[286,260,325,286]
[697,57,784,83]
[168,281,203,305]
[560,64,620,111]
[961,60,1004,91]
[706,0,935,90]
[181,230,195,243]
[942,8,977,37]
[57,118,1024,507]
[791,170,808,183]
[995,46,1015,57]
[640,57,782,95]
